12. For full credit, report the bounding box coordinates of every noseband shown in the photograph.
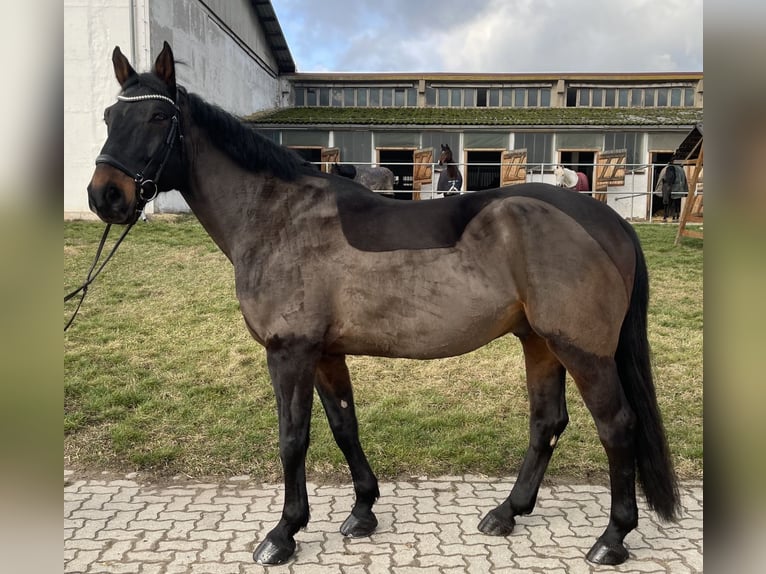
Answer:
[95,92,184,217]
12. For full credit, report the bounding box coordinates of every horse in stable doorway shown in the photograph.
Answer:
[554,165,590,192]
[85,42,680,566]
[436,143,463,196]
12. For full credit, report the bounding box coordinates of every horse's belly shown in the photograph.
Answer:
[328,282,526,359]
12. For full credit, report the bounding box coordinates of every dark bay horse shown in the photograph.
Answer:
[87,43,680,566]
[437,143,463,195]
[330,162,395,194]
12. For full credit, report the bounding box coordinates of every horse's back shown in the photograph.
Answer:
[335,181,632,261]
[323,182,637,359]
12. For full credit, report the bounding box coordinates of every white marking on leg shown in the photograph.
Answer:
[549,434,558,448]
[340,400,348,409]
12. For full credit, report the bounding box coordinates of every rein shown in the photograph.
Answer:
[64,223,134,331]
[65,91,184,331]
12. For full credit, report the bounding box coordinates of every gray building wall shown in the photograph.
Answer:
[150,0,286,213]
[64,0,288,218]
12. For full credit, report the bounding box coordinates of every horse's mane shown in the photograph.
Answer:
[123,73,308,181]
[186,91,308,181]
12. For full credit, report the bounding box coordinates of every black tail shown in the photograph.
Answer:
[616,223,681,521]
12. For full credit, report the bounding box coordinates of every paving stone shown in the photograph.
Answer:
[64,472,703,573]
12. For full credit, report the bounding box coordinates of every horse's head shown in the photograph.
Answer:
[438,144,453,166]
[87,42,185,224]
[330,163,356,179]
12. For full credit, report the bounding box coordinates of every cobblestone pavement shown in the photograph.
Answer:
[64,470,702,573]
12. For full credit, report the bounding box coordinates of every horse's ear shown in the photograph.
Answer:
[112,46,137,87]
[154,41,177,97]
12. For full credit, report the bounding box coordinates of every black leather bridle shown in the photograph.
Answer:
[95,92,183,216]
[65,91,184,331]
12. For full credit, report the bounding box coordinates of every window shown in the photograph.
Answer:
[370,89,380,106]
[528,89,538,107]
[514,89,525,107]
[566,87,577,107]
[514,132,553,165]
[451,89,461,107]
[406,88,417,107]
[295,88,305,106]
[489,89,500,107]
[464,89,475,107]
[618,89,629,107]
[331,88,342,106]
[319,88,330,106]
[605,89,615,107]
[382,88,393,106]
[477,88,488,107]
[344,88,354,106]
[394,88,405,107]
[425,87,436,106]
[657,88,668,106]
[604,132,644,168]
[592,89,602,107]
[502,88,513,106]
[631,89,642,106]
[579,88,591,107]
[645,89,655,106]
[684,87,695,106]
[670,88,682,106]
[357,88,368,107]
[306,88,317,106]
[540,88,551,107]
[438,88,448,106]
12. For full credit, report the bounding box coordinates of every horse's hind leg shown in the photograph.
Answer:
[549,341,638,565]
[315,354,380,537]
[253,338,318,565]
[479,332,568,536]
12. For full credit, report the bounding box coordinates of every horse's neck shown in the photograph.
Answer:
[179,129,268,259]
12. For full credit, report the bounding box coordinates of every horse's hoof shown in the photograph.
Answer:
[478,511,515,536]
[253,536,295,565]
[586,539,629,565]
[340,511,378,537]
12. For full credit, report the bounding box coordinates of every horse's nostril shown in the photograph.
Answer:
[105,185,123,205]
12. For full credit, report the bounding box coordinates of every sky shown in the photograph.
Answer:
[270,0,703,74]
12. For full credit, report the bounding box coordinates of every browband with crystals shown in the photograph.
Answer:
[117,93,178,108]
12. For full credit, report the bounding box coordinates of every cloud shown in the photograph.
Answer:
[271,0,702,72]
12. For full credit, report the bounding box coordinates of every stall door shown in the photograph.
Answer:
[321,147,340,173]
[593,149,626,203]
[412,148,433,200]
[500,149,527,186]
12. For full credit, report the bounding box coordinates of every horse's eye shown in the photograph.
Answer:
[151,112,169,122]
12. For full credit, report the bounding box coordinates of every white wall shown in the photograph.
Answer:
[63,0,285,218]
[64,0,133,219]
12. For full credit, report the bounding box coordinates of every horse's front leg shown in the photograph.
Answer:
[315,354,379,537]
[253,338,319,565]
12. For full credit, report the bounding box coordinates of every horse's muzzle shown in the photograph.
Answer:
[87,165,138,224]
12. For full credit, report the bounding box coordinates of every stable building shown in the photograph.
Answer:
[246,71,703,220]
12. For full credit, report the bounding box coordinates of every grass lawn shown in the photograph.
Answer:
[64,217,702,483]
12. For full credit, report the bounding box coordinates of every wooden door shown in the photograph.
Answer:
[321,147,340,173]
[412,148,433,200]
[593,149,626,202]
[500,149,527,186]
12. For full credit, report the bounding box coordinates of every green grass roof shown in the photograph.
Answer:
[245,106,703,127]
